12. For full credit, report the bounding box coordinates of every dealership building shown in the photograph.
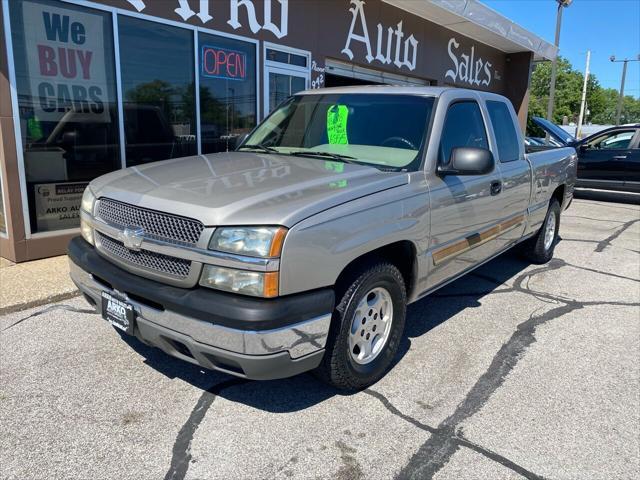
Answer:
[0,0,555,262]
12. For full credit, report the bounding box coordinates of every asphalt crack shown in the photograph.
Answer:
[594,218,639,253]
[393,256,639,480]
[564,214,626,224]
[164,378,247,480]
[364,389,546,480]
[0,303,98,332]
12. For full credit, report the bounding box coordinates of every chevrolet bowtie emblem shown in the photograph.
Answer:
[120,226,145,251]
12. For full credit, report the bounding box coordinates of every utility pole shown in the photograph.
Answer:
[546,0,573,122]
[610,55,640,125]
[575,50,590,139]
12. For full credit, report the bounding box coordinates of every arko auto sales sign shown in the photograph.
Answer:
[34,182,88,231]
[22,1,109,121]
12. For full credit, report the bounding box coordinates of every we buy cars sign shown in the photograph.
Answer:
[22,1,108,121]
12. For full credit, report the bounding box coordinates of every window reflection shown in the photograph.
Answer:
[198,33,257,154]
[119,16,196,166]
[269,72,306,112]
[10,0,120,233]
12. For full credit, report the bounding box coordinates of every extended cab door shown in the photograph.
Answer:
[484,99,531,250]
[424,95,504,289]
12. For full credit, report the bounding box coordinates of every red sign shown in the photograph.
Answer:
[201,45,247,81]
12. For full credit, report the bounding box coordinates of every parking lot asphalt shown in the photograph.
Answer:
[1,197,639,480]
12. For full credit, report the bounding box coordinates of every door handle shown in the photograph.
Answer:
[490,180,502,196]
[613,155,628,160]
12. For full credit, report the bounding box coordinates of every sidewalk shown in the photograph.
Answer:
[0,256,79,315]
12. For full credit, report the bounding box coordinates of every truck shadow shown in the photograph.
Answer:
[119,249,530,413]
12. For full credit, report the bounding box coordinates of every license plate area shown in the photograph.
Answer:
[101,291,135,335]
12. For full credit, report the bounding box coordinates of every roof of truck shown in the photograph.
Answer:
[297,85,500,97]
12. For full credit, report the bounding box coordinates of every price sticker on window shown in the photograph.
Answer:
[327,104,349,145]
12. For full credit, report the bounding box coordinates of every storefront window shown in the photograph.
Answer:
[198,32,257,153]
[118,16,196,166]
[266,48,307,67]
[9,0,120,233]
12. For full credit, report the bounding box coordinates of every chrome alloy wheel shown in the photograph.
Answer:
[544,211,557,251]
[348,287,394,365]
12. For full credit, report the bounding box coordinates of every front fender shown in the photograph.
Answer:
[278,183,430,297]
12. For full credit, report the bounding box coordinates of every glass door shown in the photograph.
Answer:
[267,67,308,112]
[263,45,310,116]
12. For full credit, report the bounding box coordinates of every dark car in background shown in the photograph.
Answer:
[529,117,640,193]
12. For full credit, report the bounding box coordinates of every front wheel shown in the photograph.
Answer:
[315,262,407,391]
[523,198,561,264]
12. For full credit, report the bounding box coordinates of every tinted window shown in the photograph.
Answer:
[119,16,196,166]
[588,130,635,150]
[487,101,520,162]
[439,102,489,164]
[199,32,257,154]
[9,0,120,233]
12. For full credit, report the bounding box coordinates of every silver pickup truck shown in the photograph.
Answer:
[69,86,577,390]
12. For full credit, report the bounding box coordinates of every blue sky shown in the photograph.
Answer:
[483,0,640,98]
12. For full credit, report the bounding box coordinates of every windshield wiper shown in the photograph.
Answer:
[237,144,280,153]
[288,150,358,163]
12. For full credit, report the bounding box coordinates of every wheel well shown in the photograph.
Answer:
[334,241,417,298]
[552,185,565,207]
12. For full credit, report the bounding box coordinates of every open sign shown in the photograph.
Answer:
[201,45,247,81]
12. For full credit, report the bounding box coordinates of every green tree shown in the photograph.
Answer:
[529,56,640,126]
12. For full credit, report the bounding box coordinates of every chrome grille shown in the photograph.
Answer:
[97,232,191,278]
[96,198,204,245]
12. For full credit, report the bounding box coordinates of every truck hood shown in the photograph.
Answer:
[530,117,577,147]
[90,152,408,227]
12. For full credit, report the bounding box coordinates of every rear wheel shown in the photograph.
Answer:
[523,198,561,264]
[315,262,406,391]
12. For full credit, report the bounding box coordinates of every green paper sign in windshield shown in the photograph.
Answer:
[327,104,349,145]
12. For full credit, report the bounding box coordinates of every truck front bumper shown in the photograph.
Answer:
[68,237,334,380]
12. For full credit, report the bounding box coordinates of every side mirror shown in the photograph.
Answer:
[437,147,495,176]
[234,133,249,150]
[579,144,589,152]
[61,131,78,146]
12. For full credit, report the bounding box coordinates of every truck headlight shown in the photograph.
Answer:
[81,187,96,215]
[209,226,287,258]
[80,217,94,245]
[80,187,95,245]
[200,265,279,298]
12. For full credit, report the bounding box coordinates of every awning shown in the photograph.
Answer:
[325,59,432,86]
[384,0,557,61]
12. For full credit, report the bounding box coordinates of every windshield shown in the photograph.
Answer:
[242,93,435,171]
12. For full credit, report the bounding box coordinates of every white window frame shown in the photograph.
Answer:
[263,42,311,115]
[2,0,260,240]
[0,129,8,239]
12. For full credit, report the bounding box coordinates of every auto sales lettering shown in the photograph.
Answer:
[445,38,493,88]
[23,2,108,121]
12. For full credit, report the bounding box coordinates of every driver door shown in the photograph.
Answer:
[578,129,637,184]
[426,98,503,289]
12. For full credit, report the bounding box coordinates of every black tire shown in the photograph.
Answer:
[523,198,561,264]
[315,262,407,391]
